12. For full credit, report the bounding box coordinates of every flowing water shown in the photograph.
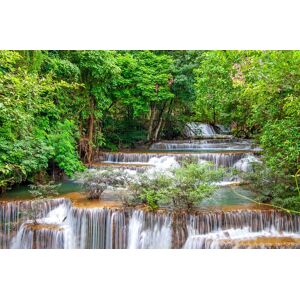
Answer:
[100,151,255,168]
[150,139,260,151]
[0,198,67,249]
[183,123,231,138]
[2,123,296,249]
[2,198,300,249]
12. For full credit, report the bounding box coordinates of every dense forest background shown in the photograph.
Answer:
[0,50,299,197]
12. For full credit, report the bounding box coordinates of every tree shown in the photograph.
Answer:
[161,50,204,138]
[135,51,174,142]
[76,168,132,199]
[239,51,300,172]
[60,51,120,163]
[194,51,235,125]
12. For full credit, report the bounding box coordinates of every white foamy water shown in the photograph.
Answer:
[3,197,300,249]
[233,154,261,172]
[144,156,180,178]
[2,123,271,249]
[150,139,260,151]
[11,202,75,249]
[183,227,300,249]
[183,122,231,138]
[127,210,172,249]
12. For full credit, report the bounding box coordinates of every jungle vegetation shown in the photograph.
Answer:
[0,50,299,208]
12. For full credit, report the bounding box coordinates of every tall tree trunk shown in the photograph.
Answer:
[152,101,169,142]
[147,104,157,142]
[87,98,95,165]
[153,115,164,142]
[160,99,174,138]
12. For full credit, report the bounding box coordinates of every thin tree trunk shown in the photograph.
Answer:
[160,99,174,138]
[147,104,157,141]
[153,107,165,141]
[152,100,169,141]
[87,98,95,165]
[153,117,163,141]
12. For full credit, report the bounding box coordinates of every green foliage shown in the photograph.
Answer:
[29,181,61,199]
[109,51,175,143]
[128,162,224,211]
[260,119,300,172]
[48,120,85,176]
[0,50,82,191]
[242,162,298,202]
[128,173,172,209]
[194,51,235,124]
[1,49,299,201]
[273,196,300,212]
[76,168,132,199]
[193,50,300,175]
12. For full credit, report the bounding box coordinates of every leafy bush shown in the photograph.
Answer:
[127,162,224,211]
[273,196,300,212]
[48,120,85,176]
[260,119,300,173]
[128,173,173,210]
[29,181,61,199]
[76,168,133,199]
[241,162,297,202]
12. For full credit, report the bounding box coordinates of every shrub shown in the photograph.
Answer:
[273,196,300,212]
[128,162,225,211]
[76,168,133,199]
[128,173,173,210]
[29,181,61,199]
[241,162,297,202]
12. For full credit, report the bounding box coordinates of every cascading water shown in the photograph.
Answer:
[0,198,67,249]
[0,124,272,249]
[183,227,300,249]
[101,152,250,168]
[182,209,300,249]
[96,123,261,176]
[150,140,259,151]
[233,154,261,172]
[127,210,172,249]
[10,200,72,249]
[11,223,65,249]
[183,123,231,138]
[68,207,127,249]
[2,198,300,249]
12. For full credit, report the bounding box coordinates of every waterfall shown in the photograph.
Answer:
[68,207,127,249]
[11,223,65,249]
[127,210,172,249]
[68,208,172,249]
[0,123,277,249]
[10,200,72,249]
[2,198,300,249]
[101,152,248,168]
[233,154,261,172]
[183,227,300,249]
[186,209,300,234]
[150,140,259,151]
[183,123,231,138]
[0,198,67,249]
[182,209,300,249]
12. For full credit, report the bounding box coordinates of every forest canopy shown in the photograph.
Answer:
[0,50,299,195]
